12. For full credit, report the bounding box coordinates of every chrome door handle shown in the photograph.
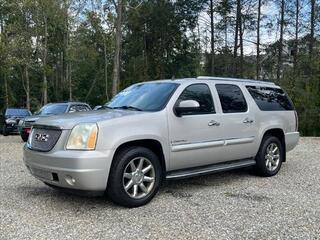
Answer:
[208,120,220,126]
[243,118,254,124]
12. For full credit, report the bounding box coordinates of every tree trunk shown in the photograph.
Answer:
[210,0,215,76]
[4,74,9,108]
[43,16,48,105]
[277,0,285,82]
[60,51,64,101]
[239,16,244,78]
[69,63,72,100]
[293,0,299,69]
[55,58,59,101]
[256,0,261,79]
[309,0,315,58]
[63,2,69,95]
[103,36,109,100]
[24,66,30,110]
[233,0,241,76]
[112,0,123,97]
[1,11,8,108]
[224,18,227,50]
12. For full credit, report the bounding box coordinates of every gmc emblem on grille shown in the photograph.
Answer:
[34,133,50,142]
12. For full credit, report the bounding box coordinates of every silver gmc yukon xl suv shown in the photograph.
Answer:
[23,77,299,207]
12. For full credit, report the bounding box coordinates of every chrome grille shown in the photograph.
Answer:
[29,128,62,152]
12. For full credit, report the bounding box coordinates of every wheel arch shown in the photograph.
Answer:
[112,139,167,173]
[261,128,286,162]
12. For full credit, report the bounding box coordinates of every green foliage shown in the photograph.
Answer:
[0,0,319,136]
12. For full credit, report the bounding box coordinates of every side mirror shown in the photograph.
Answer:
[174,100,200,117]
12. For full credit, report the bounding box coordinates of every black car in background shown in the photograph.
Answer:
[0,108,31,136]
[20,102,92,142]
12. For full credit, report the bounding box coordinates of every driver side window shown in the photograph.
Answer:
[177,84,215,115]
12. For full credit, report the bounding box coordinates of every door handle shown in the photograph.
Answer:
[208,120,220,126]
[243,118,254,124]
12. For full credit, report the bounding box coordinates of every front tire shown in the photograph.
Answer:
[107,146,162,208]
[21,131,29,142]
[2,126,8,136]
[254,135,283,177]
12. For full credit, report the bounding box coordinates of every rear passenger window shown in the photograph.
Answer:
[177,84,215,115]
[246,86,294,111]
[216,84,247,113]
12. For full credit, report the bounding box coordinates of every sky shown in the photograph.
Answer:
[198,0,315,56]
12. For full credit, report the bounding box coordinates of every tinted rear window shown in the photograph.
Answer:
[246,86,294,111]
[216,84,248,113]
[5,109,31,117]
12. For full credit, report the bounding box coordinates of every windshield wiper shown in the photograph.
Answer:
[113,106,143,111]
[103,106,115,110]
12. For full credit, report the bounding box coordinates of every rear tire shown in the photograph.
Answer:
[107,146,162,208]
[254,135,283,177]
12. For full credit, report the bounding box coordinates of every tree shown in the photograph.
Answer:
[277,0,285,82]
[233,0,241,76]
[293,0,299,70]
[256,0,262,79]
[309,0,315,58]
[112,0,124,96]
[210,0,215,76]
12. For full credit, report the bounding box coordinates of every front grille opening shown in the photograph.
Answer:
[29,128,62,152]
[52,173,59,182]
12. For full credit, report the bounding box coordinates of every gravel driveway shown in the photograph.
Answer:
[0,136,319,240]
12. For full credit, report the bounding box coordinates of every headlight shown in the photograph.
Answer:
[5,119,16,124]
[66,123,98,150]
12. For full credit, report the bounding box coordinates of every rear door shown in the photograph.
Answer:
[214,83,257,160]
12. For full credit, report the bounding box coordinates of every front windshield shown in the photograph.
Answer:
[37,104,68,116]
[5,109,31,117]
[106,82,178,111]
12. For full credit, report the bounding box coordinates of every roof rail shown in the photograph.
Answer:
[197,76,275,86]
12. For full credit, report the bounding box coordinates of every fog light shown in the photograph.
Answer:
[65,175,76,186]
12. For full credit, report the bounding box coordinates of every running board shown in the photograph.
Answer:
[166,159,256,180]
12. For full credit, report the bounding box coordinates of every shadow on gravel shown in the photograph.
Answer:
[17,167,259,208]
[160,167,258,199]
[17,185,117,211]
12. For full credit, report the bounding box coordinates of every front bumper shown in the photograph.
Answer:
[23,145,114,192]
[5,123,19,133]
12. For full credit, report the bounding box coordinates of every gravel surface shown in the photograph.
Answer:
[0,135,319,240]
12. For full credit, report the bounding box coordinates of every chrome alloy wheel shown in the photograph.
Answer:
[122,157,156,199]
[265,143,280,172]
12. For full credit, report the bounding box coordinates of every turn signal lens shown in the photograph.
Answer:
[87,127,98,149]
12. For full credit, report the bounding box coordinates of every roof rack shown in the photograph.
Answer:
[197,76,275,86]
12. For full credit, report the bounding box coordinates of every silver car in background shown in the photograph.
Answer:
[20,102,91,142]
[23,77,299,207]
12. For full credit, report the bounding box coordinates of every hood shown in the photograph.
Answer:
[34,110,144,130]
